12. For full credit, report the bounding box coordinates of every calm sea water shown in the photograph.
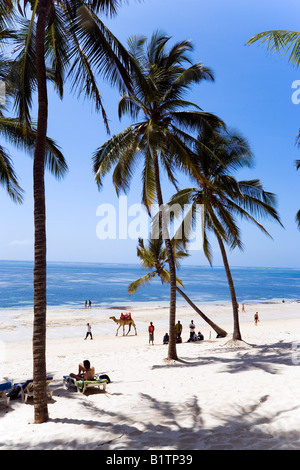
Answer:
[0,260,299,309]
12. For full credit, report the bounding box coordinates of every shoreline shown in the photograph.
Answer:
[1,298,300,344]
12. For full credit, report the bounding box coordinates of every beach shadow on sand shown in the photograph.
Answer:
[7,389,300,450]
[152,340,296,375]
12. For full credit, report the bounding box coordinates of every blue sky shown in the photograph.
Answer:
[0,0,299,267]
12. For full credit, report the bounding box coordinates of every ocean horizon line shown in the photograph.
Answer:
[0,259,299,271]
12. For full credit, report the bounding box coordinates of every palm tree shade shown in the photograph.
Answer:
[93,32,223,360]
[170,125,282,341]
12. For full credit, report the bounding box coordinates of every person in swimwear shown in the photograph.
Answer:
[70,360,95,381]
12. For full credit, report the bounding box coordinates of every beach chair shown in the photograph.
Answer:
[63,376,108,394]
[0,381,13,407]
[18,376,53,403]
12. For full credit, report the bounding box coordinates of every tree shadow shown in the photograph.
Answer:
[5,390,300,450]
[153,340,296,375]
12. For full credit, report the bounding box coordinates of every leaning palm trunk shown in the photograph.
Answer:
[217,235,242,341]
[32,0,50,424]
[175,287,227,337]
[153,154,178,360]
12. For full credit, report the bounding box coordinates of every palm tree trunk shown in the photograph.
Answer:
[217,234,242,340]
[175,287,227,337]
[153,153,178,360]
[32,0,50,424]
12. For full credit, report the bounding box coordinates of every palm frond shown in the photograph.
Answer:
[45,6,70,99]
[93,125,139,188]
[0,117,67,179]
[0,144,23,202]
[9,14,38,124]
[296,209,300,230]
[128,272,156,294]
[247,30,300,66]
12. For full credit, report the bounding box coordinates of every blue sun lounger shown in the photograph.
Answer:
[13,376,53,403]
[0,381,13,407]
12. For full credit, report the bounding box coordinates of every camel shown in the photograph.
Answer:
[109,316,137,336]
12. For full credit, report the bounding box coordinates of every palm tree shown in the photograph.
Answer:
[247,30,300,229]
[93,32,223,360]
[128,237,228,337]
[169,125,282,341]
[5,0,136,423]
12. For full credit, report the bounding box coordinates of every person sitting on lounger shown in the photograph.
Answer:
[70,360,95,381]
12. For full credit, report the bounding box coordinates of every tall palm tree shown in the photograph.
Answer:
[170,125,282,341]
[128,237,227,337]
[93,32,223,360]
[5,0,135,423]
[247,30,300,229]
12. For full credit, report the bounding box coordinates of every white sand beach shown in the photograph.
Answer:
[1,300,300,450]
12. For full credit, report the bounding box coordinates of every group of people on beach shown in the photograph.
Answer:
[83,308,261,344]
[157,319,204,346]
[84,300,92,308]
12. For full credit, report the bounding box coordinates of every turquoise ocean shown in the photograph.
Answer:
[0,260,299,309]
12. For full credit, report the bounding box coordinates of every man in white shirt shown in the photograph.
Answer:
[84,323,93,340]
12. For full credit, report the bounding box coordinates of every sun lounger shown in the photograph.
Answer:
[0,381,13,407]
[15,376,53,403]
[63,376,108,394]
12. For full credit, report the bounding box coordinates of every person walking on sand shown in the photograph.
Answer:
[84,323,93,340]
[254,312,259,325]
[148,322,155,345]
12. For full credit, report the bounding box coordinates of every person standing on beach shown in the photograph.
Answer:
[175,320,182,338]
[189,319,196,341]
[148,322,155,345]
[85,323,93,340]
[254,312,259,325]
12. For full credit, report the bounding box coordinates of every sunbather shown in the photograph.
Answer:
[70,360,95,381]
